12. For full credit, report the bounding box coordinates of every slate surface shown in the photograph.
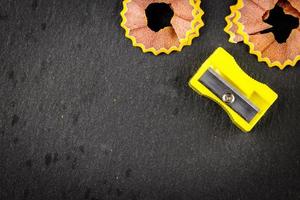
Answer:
[0,0,300,200]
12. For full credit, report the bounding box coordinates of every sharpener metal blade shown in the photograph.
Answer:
[199,68,259,122]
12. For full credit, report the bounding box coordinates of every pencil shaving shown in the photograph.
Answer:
[121,0,204,55]
[225,0,300,69]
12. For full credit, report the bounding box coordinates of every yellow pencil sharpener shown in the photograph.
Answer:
[189,47,278,132]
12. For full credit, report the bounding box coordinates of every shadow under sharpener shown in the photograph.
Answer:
[189,47,278,132]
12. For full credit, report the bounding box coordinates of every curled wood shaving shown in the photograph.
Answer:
[121,0,204,55]
[225,0,300,69]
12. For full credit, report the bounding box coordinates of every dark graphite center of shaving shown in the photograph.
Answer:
[145,3,174,32]
[262,4,299,43]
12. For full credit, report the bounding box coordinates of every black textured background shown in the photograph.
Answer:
[0,0,300,200]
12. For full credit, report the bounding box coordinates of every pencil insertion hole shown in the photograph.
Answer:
[145,3,174,32]
[262,3,299,43]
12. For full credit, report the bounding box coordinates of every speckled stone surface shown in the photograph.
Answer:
[0,0,300,200]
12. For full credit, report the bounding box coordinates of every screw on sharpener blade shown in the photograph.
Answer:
[199,68,259,122]
[222,93,235,104]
